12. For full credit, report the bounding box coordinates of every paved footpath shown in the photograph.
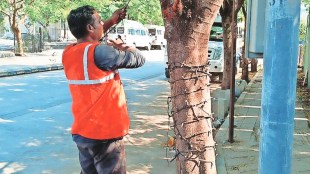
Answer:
[215,71,310,174]
[0,50,63,77]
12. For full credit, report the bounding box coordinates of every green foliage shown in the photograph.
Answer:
[0,0,9,10]
[28,0,66,27]
[125,0,163,25]
[300,22,308,41]
[3,0,164,33]
[0,13,4,33]
[100,0,163,25]
[303,0,310,5]
[1,0,34,23]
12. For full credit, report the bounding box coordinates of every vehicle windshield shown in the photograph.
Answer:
[117,27,124,34]
[209,23,223,42]
[148,29,156,36]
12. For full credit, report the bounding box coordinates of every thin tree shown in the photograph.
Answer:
[240,3,249,82]
[0,0,35,56]
[219,0,244,89]
[160,0,223,173]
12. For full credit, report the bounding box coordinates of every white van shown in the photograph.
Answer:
[146,25,167,50]
[208,15,240,80]
[106,19,151,50]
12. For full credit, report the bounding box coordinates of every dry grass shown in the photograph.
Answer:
[296,70,310,127]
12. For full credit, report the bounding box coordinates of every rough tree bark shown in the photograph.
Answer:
[220,0,244,89]
[160,0,223,173]
[11,25,24,56]
[251,59,258,72]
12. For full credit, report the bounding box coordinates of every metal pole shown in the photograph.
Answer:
[13,34,16,54]
[39,27,43,52]
[259,1,301,173]
[228,0,236,143]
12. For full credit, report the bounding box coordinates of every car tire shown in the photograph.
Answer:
[219,73,223,81]
[165,68,170,78]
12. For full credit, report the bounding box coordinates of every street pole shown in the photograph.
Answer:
[228,0,236,143]
[259,1,301,174]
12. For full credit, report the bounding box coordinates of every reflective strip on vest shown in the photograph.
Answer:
[67,44,118,85]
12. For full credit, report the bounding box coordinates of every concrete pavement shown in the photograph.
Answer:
[215,71,310,174]
[0,50,63,77]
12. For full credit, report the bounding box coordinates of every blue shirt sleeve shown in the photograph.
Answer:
[94,45,146,71]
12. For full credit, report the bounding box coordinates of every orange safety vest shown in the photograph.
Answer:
[62,42,129,140]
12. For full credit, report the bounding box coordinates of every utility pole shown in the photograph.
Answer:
[259,1,301,174]
[229,0,236,143]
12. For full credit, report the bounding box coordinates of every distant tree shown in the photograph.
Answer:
[300,22,308,41]
[303,0,310,5]
[0,0,35,56]
[240,3,249,82]
[99,0,163,25]
[219,0,244,89]
[27,0,65,42]
[127,0,163,25]
[0,13,5,34]
[300,1,309,43]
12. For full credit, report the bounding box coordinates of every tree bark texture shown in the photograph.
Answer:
[160,0,223,173]
[220,13,233,89]
[251,59,258,72]
[11,26,24,56]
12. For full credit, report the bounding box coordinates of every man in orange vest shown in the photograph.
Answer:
[62,5,145,174]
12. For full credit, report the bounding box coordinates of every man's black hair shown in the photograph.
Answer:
[67,5,96,39]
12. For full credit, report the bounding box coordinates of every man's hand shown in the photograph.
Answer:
[111,8,127,25]
[107,38,133,51]
[103,7,127,34]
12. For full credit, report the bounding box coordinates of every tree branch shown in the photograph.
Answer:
[236,0,245,13]
[1,10,10,17]
[29,0,35,6]
[16,0,24,4]
[242,4,247,18]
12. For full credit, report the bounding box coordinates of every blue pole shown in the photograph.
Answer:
[259,1,301,174]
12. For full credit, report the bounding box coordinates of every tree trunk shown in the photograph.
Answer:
[251,59,258,72]
[63,20,67,39]
[44,27,52,42]
[12,26,24,56]
[241,5,249,82]
[161,0,223,173]
[241,56,249,82]
[221,15,233,89]
[220,0,245,89]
